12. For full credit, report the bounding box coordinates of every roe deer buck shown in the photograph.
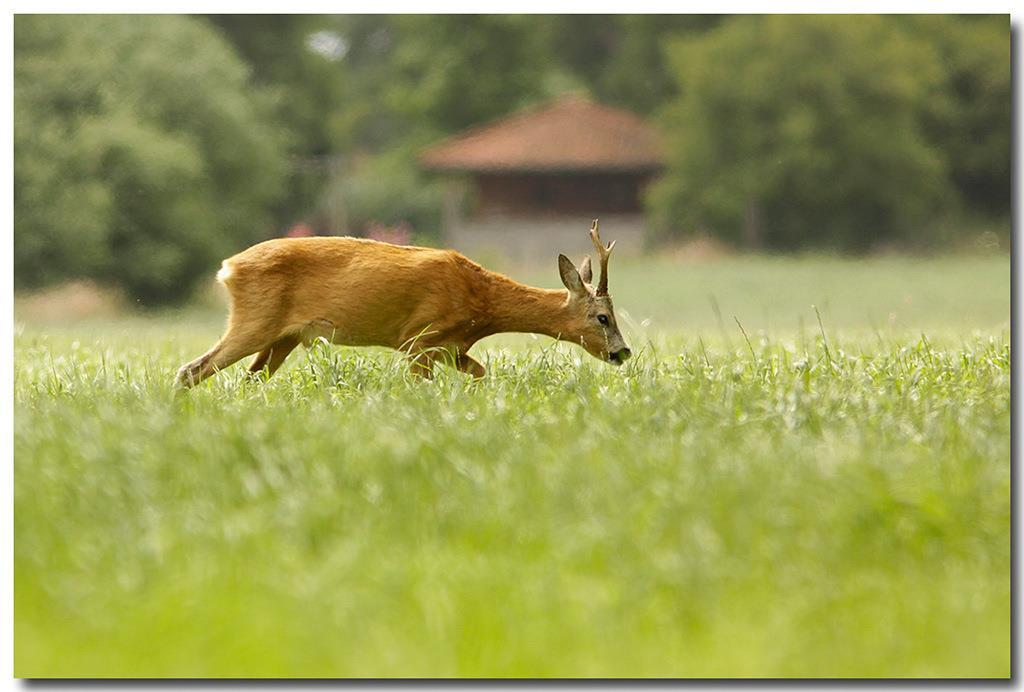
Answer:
[176,219,631,387]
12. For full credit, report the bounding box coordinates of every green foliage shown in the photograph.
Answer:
[387,15,551,135]
[541,15,722,115]
[648,16,954,250]
[206,15,349,223]
[905,16,1010,218]
[326,148,445,239]
[324,15,551,151]
[15,15,287,305]
[207,15,345,157]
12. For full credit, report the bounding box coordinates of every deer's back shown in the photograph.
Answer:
[219,236,486,348]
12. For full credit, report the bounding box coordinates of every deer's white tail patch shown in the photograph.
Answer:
[216,261,234,284]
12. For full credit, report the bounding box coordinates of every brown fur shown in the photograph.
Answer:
[176,234,630,388]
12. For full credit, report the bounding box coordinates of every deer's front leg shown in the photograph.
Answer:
[455,353,486,379]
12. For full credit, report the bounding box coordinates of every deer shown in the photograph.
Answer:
[175,219,631,388]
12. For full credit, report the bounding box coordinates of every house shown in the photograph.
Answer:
[420,95,664,263]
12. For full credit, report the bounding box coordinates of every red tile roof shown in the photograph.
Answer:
[420,96,664,173]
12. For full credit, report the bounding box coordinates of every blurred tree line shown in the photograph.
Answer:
[15,14,1008,305]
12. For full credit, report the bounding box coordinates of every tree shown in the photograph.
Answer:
[647,16,952,251]
[205,15,350,225]
[15,15,287,305]
[904,15,1010,218]
[320,15,552,152]
[541,15,723,115]
[308,16,554,239]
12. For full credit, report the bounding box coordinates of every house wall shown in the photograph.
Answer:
[444,214,647,265]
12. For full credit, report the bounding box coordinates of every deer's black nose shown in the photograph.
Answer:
[609,348,632,364]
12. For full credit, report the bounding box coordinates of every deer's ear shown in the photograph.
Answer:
[579,256,593,284]
[558,254,586,295]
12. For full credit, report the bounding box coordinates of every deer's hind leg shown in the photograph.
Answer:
[176,269,296,389]
[176,319,282,389]
[247,335,301,380]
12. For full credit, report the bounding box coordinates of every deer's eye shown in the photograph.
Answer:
[597,314,609,326]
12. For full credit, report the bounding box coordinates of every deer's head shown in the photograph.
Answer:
[557,220,632,366]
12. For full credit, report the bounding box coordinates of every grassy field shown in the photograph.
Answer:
[14,253,1010,677]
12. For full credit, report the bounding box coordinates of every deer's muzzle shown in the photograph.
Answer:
[608,347,632,365]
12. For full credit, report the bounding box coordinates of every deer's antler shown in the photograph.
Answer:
[588,219,615,296]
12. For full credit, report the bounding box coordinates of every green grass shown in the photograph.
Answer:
[14,254,1010,678]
